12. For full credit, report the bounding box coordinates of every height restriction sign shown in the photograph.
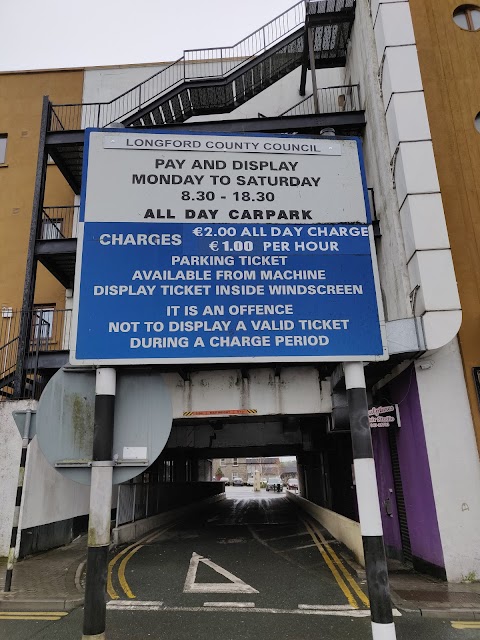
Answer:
[70,130,387,365]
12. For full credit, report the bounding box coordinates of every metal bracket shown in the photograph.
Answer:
[55,459,149,468]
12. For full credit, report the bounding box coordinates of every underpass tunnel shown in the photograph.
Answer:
[113,413,362,567]
[110,363,446,582]
[108,413,376,613]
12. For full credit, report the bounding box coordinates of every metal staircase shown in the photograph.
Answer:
[49,0,355,132]
[4,1,360,400]
[0,310,70,401]
[47,0,356,193]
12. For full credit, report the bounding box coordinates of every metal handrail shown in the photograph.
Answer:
[0,309,72,401]
[279,84,361,117]
[50,1,307,129]
[40,206,79,240]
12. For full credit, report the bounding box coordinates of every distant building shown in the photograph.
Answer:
[212,457,281,483]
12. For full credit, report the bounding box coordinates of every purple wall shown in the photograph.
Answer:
[385,366,444,570]
[371,428,402,555]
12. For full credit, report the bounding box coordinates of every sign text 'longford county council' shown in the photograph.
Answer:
[70,131,387,365]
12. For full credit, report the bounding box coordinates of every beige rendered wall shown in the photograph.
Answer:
[0,70,84,313]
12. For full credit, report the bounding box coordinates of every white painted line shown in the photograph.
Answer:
[184,552,259,594]
[290,543,317,551]
[298,605,401,616]
[298,604,356,610]
[263,532,311,542]
[107,600,164,611]
[165,606,373,617]
[106,601,400,618]
[203,602,255,608]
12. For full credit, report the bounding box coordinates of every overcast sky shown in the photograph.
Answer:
[1,0,297,72]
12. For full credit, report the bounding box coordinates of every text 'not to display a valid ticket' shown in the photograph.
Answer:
[73,221,384,363]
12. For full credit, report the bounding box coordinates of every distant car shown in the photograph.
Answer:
[232,477,244,486]
[219,476,230,486]
[246,475,254,486]
[266,477,283,492]
[287,477,299,490]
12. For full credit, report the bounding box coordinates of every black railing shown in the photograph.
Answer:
[280,84,360,117]
[39,206,79,240]
[48,1,356,132]
[0,309,72,401]
[49,2,306,131]
[115,482,225,528]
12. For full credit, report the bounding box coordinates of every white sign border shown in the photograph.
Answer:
[70,129,388,366]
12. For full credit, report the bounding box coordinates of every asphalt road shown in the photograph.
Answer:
[1,488,478,639]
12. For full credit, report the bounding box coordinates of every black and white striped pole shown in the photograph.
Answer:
[344,361,397,640]
[82,368,116,640]
[4,410,33,592]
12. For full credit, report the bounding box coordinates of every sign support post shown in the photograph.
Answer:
[344,361,396,640]
[82,368,116,640]
[4,410,33,592]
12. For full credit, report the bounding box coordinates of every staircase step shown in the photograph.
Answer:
[162,103,175,124]
[178,89,194,120]
[150,106,164,125]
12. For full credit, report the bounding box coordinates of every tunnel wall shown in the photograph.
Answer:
[113,482,226,545]
[286,491,365,566]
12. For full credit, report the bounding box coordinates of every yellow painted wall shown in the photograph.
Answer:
[409,0,480,446]
[0,70,83,313]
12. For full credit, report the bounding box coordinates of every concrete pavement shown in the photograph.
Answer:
[0,534,85,611]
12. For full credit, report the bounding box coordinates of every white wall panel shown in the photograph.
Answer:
[371,0,404,24]
[381,45,422,110]
[395,141,440,207]
[416,340,480,581]
[385,92,431,157]
[407,250,461,314]
[422,310,462,351]
[400,194,450,261]
[374,2,415,62]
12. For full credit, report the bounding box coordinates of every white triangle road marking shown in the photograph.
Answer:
[183,552,259,594]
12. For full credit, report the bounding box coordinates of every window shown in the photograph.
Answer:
[40,218,63,240]
[453,5,480,31]
[233,458,238,466]
[0,135,7,164]
[32,307,54,340]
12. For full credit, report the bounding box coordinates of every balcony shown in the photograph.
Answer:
[0,309,71,400]
[36,206,78,288]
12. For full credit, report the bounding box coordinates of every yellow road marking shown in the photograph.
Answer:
[0,612,67,621]
[107,528,163,599]
[451,621,480,629]
[108,540,139,600]
[118,544,145,599]
[308,518,370,607]
[302,518,359,609]
[108,526,173,600]
[0,611,68,616]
